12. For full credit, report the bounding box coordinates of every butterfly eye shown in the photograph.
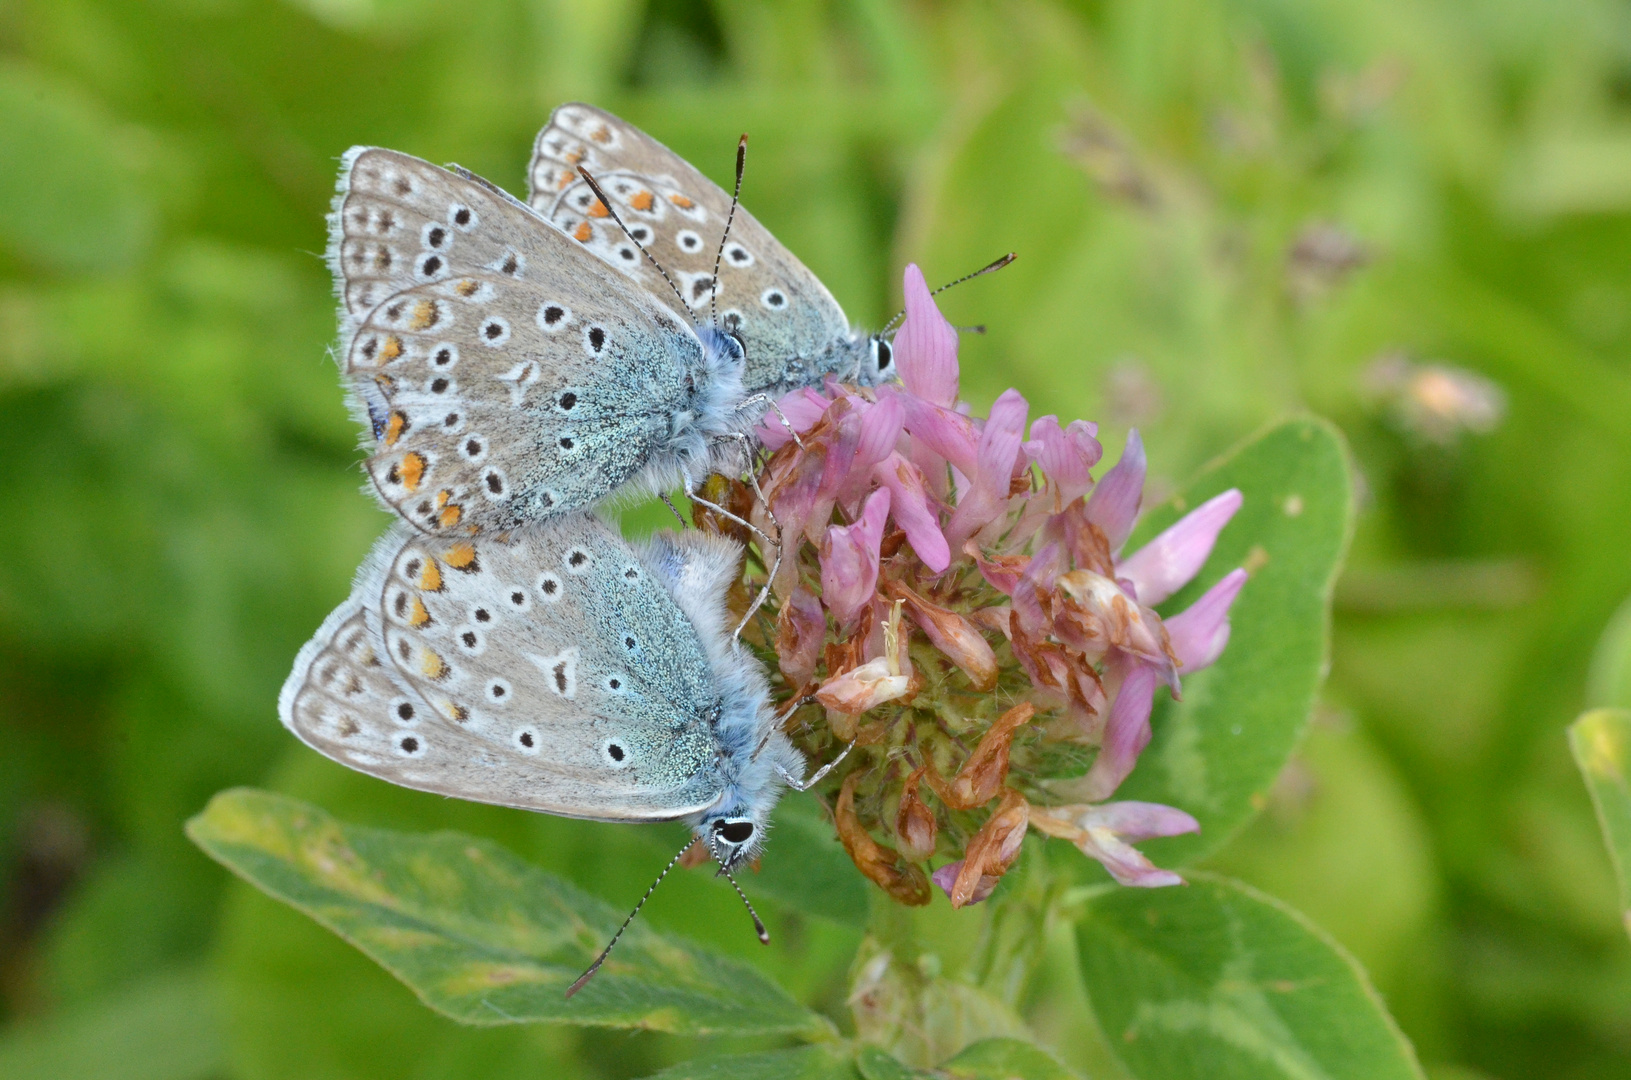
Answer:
[873,338,892,371]
[716,820,754,844]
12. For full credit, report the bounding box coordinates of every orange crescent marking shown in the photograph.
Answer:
[380,336,404,362]
[383,412,407,447]
[408,597,432,628]
[437,504,462,529]
[573,222,592,243]
[400,452,426,492]
[629,190,653,211]
[419,559,443,592]
[444,542,478,569]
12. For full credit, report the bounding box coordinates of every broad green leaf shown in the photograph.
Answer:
[1568,709,1631,937]
[641,1044,860,1079]
[1114,418,1354,864]
[187,788,833,1038]
[1077,872,1423,1080]
[938,1038,1082,1079]
[856,1044,923,1080]
[0,967,223,1080]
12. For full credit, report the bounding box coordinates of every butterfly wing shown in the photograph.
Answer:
[332,148,715,536]
[526,103,862,395]
[280,520,727,821]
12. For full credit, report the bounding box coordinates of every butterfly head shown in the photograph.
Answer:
[703,815,760,871]
[849,332,896,387]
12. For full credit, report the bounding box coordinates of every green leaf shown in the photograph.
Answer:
[1568,709,1631,937]
[1077,872,1423,1080]
[0,967,223,1080]
[855,1044,924,1080]
[186,788,834,1038]
[1115,418,1354,863]
[938,1038,1082,1079]
[638,1044,860,1079]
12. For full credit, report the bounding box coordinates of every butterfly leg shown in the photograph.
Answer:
[721,432,783,637]
[660,492,690,529]
[734,393,805,451]
[774,740,855,792]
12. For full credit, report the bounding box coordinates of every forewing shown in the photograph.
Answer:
[373,518,727,821]
[331,147,704,535]
[526,103,855,393]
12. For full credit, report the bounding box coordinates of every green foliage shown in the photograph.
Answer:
[188,789,833,1038]
[1569,709,1631,937]
[1077,873,1423,1080]
[4,1,1631,1078]
[1118,417,1353,865]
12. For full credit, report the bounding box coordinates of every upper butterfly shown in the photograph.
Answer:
[528,103,896,402]
[328,106,892,539]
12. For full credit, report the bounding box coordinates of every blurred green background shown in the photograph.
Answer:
[2,0,1630,1077]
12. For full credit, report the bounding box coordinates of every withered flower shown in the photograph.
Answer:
[714,264,1250,904]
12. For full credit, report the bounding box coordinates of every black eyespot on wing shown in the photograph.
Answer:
[485,472,503,493]
[427,227,446,247]
[433,347,454,366]
[607,677,621,690]
[607,743,625,761]
[543,304,564,325]
[431,378,450,393]
[461,631,477,647]
[399,736,419,753]
[501,254,518,275]
[484,321,503,339]
[558,437,573,450]
[397,702,415,721]
[587,326,605,352]
[509,590,525,605]
[558,391,577,410]
[569,551,587,567]
[519,731,535,748]
[444,412,460,427]
[474,608,490,622]
[421,255,442,275]
[453,207,471,226]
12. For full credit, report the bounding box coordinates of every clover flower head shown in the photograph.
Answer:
[724,265,1248,906]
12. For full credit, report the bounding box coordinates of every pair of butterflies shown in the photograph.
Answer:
[281,104,895,887]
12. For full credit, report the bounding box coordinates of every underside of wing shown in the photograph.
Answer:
[367,522,728,819]
[278,525,721,822]
[526,103,856,393]
[331,148,709,535]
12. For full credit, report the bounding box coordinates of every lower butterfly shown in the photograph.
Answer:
[280,514,807,992]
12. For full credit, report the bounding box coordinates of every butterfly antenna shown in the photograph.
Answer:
[718,862,771,944]
[879,252,1018,336]
[709,134,748,328]
[565,836,692,999]
[576,166,696,326]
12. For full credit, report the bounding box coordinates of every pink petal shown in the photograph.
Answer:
[756,387,831,449]
[777,586,827,687]
[894,264,959,407]
[944,388,1029,552]
[899,395,978,478]
[854,392,904,478]
[819,488,891,627]
[1010,542,1060,640]
[1076,828,1187,888]
[1076,800,1200,842]
[1024,415,1102,505]
[1081,662,1158,801]
[1085,428,1146,552]
[873,452,950,572]
[1165,568,1247,672]
[1118,489,1242,606]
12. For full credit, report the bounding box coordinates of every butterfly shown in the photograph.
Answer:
[328,104,893,540]
[280,514,803,873]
